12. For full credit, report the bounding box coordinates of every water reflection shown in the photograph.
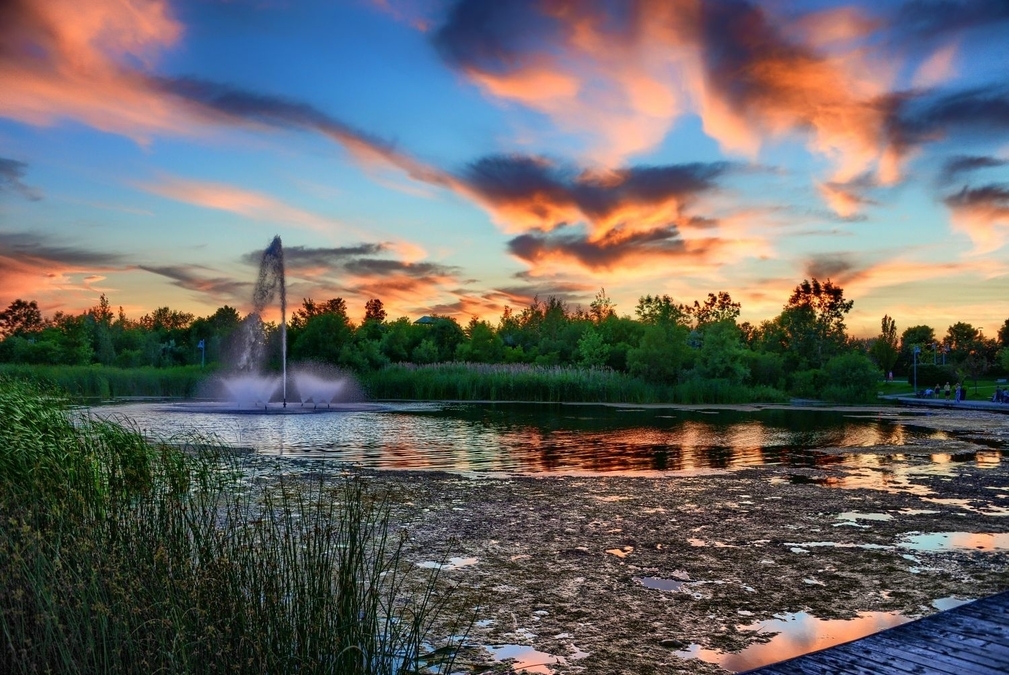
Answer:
[674,611,909,672]
[100,402,978,476]
[899,532,1009,551]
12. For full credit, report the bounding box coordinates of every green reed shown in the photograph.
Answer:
[0,363,208,399]
[361,363,788,404]
[0,377,466,674]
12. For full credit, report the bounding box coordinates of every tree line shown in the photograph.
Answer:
[2,279,1007,401]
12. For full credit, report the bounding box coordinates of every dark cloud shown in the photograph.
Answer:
[939,155,1009,183]
[0,158,42,201]
[242,243,388,268]
[803,254,860,283]
[139,265,250,302]
[462,154,729,225]
[242,242,459,281]
[943,183,1009,210]
[508,225,687,270]
[432,0,563,73]
[343,258,459,278]
[887,88,1009,152]
[157,77,452,187]
[892,0,1009,43]
[0,231,124,267]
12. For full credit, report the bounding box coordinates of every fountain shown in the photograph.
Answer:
[208,235,358,412]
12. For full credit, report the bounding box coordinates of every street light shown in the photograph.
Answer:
[913,346,921,396]
[932,342,937,365]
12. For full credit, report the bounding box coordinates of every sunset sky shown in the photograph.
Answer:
[1,0,1008,336]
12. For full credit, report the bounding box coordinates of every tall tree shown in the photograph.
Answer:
[998,318,1009,348]
[363,298,386,324]
[589,288,616,324]
[870,314,899,375]
[777,278,854,368]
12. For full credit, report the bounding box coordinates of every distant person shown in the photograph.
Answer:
[934,384,940,399]
[888,371,893,382]
[944,382,951,400]
[955,383,962,403]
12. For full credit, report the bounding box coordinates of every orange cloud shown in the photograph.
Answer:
[435,0,903,190]
[0,0,187,141]
[141,176,343,234]
[944,184,1009,254]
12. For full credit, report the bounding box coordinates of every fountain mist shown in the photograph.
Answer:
[211,235,356,411]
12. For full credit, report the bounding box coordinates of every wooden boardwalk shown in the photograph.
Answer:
[745,591,1009,674]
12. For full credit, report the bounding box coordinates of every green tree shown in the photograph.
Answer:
[943,322,981,362]
[0,299,44,338]
[870,314,899,376]
[457,318,504,363]
[589,288,616,324]
[998,318,1009,348]
[289,312,353,365]
[627,322,689,384]
[363,298,386,324]
[778,278,853,368]
[380,317,425,362]
[694,319,748,383]
[685,292,741,328]
[576,327,610,368]
[635,294,683,325]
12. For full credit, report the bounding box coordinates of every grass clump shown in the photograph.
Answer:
[0,377,464,674]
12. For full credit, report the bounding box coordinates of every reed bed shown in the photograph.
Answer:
[0,363,207,399]
[362,363,788,405]
[0,377,464,674]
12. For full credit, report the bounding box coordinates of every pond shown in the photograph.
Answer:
[97,401,963,475]
[90,400,1009,673]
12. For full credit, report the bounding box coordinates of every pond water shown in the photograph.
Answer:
[95,401,972,475]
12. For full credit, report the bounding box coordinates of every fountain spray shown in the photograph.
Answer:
[252,236,287,407]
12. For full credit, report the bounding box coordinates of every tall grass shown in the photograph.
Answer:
[361,362,788,404]
[0,377,465,674]
[0,363,208,399]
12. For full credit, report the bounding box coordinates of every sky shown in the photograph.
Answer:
[1,0,1008,337]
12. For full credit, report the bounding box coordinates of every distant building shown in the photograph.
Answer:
[414,315,437,325]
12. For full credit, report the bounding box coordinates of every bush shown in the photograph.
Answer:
[907,363,957,389]
[820,353,879,403]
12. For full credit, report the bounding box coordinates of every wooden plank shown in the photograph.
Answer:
[897,619,1009,664]
[829,639,963,675]
[746,591,1009,675]
[927,613,1009,647]
[866,634,1008,675]
[780,648,918,675]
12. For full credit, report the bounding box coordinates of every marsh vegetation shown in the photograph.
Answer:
[0,378,465,674]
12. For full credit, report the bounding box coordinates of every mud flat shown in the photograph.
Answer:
[242,406,1009,674]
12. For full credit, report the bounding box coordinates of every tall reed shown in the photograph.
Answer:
[0,363,208,399]
[0,377,465,674]
[361,363,788,404]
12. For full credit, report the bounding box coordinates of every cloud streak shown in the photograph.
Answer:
[0,158,42,200]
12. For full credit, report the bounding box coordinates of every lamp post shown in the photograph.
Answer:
[197,338,205,368]
[913,346,921,396]
[932,342,937,365]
